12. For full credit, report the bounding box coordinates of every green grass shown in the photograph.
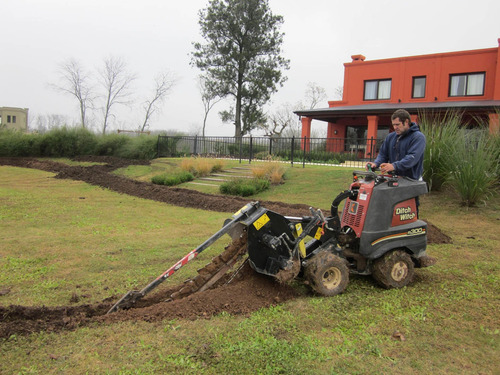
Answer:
[1,160,499,374]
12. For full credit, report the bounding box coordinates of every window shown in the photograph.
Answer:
[412,76,426,98]
[12,116,16,123]
[364,79,391,100]
[7,115,11,123]
[449,72,485,97]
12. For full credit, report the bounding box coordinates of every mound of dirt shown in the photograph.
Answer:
[0,264,299,338]
[0,156,451,338]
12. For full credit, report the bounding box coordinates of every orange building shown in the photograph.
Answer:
[295,39,500,157]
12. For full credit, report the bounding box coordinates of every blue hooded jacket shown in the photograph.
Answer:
[373,122,426,180]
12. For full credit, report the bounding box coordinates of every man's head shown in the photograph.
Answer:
[391,109,412,135]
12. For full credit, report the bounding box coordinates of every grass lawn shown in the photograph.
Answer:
[0,159,499,374]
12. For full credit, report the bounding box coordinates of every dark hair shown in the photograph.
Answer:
[391,109,411,124]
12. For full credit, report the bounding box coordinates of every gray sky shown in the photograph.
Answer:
[2,0,499,136]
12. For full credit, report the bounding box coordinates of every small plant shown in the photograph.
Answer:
[180,157,226,177]
[220,178,270,197]
[151,171,194,186]
[251,162,286,185]
[211,159,225,173]
[195,159,214,177]
[180,158,196,174]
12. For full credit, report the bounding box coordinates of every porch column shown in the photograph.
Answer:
[366,115,379,159]
[489,112,499,134]
[326,122,344,152]
[300,117,312,151]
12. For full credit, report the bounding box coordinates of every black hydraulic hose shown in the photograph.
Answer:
[330,190,355,231]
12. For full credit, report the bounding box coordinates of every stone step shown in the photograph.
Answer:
[198,177,230,182]
[212,173,251,178]
[187,182,219,187]
[221,169,252,174]
[231,167,253,171]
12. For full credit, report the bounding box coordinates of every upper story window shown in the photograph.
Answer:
[364,79,391,100]
[412,76,426,98]
[449,72,485,97]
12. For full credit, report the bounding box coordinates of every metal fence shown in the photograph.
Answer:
[157,135,383,167]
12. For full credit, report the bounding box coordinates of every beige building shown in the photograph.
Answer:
[0,107,29,131]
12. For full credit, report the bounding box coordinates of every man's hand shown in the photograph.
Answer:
[366,162,377,171]
[380,163,395,174]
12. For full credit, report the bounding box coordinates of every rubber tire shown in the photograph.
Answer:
[304,251,349,296]
[372,250,415,289]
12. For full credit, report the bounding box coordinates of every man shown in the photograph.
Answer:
[366,109,434,267]
[366,109,426,180]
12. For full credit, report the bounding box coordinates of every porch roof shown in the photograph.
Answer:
[294,100,500,122]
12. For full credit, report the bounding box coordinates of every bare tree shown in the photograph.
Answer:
[31,113,70,133]
[259,102,302,137]
[305,82,327,109]
[140,71,176,132]
[51,58,93,128]
[198,75,222,137]
[97,56,136,134]
[334,85,344,100]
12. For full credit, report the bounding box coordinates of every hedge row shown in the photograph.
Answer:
[0,128,157,160]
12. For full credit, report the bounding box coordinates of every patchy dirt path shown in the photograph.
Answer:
[0,156,451,338]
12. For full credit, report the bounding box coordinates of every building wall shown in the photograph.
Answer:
[330,44,500,107]
[0,107,29,131]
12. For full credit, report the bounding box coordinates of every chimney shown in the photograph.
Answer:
[351,54,366,62]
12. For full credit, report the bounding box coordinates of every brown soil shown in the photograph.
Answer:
[0,156,452,338]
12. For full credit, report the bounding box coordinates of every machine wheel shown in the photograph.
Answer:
[304,251,349,296]
[372,250,414,289]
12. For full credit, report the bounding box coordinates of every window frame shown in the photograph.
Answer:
[449,72,485,97]
[363,79,392,101]
[412,76,426,98]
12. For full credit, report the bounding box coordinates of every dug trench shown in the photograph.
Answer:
[0,156,452,338]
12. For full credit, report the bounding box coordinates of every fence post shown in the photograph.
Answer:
[249,136,253,164]
[369,136,374,161]
[156,136,160,158]
[239,137,242,164]
[291,136,295,167]
[269,137,272,156]
[303,136,307,168]
[194,135,198,155]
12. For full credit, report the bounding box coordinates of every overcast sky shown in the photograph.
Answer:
[2,0,499,136]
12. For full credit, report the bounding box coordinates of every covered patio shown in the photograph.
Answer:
[295,101,500,159]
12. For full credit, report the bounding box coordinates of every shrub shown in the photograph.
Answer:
[115,136,157,160]
[180,158,226,177]
[38,127,97,157]
[195,159,214,177]
[211,159,225,173]
[0,128,156,160]
[151,171,194,186]
[419,110,463,191]
[220,178,270,197]
[447,130,498,206]
[251,162,286,185]
[94,133,132,157]
[0,130,39,156]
